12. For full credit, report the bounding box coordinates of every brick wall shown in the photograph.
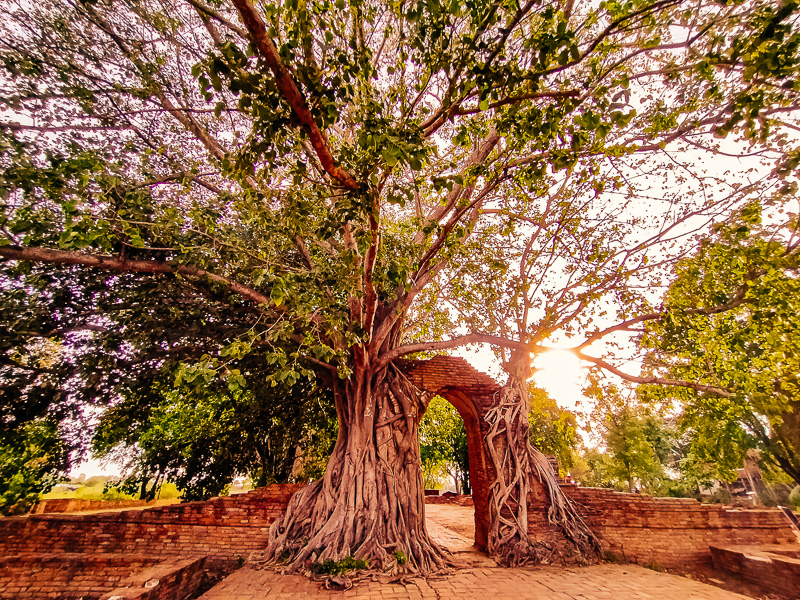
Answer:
[100,555,207,600]
[425,494,474,506]
[0,553,161,599]
[527,486,799,568]
[0,553,205,600]
[0,484,302,567]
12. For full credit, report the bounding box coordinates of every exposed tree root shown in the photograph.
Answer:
[259,365,452,575]
[485,355,599,566]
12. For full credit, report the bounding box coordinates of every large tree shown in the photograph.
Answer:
[1,0,799,573]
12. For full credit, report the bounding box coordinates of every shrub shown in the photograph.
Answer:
[310,556,369,575]
[789,486,800,511]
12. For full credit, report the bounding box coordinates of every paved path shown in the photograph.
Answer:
[198,564,750,600]
[198,507,751,600]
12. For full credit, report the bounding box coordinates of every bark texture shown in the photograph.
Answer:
[485,353,599,566]
[263,364,450,574]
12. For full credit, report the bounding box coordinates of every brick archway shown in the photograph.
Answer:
[399,356,503,550]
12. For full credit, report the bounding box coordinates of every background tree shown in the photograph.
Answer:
[419,395,470,494]
[528,386,579,475]
[0,417,66,515]
[582,379,677,494]
[0,0,799,572]
[0,261,333,505]
[93,375,336,500]
[641,202,800,486]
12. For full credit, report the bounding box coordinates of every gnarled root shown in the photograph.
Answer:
[485,379,599,566]
[259,366,451,575]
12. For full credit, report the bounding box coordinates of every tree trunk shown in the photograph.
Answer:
[138,477,148,501]
[484,351,598,566]
[263,363,449,574]
[773,399,800,487]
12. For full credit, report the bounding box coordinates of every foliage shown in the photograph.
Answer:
[528,386,579,474]
[0,0,796,394]
[0,417,67,515]
[93,367,336,500]
[789,486,800,511]
[310,556,369,576]
[642,204,800,486]
[0,255,334,499]
[584,380,677,494]
[571,448,614,489]
[419,396,469,493]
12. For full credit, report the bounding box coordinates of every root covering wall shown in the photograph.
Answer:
[0,485,302,565]
[528,486,798,568]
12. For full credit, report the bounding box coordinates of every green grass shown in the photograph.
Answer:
[43,480,181,501]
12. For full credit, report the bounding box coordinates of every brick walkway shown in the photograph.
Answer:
[198,506,751,600]
[198,564,750,600]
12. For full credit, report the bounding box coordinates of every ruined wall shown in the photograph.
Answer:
[424,494,474,507]
[528,486,798,568]
[710,544,800,598]
[0,485,302,566]
[0,554,161,599]
[0,554,206,600]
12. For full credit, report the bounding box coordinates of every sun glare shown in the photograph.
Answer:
[532,350,588,413]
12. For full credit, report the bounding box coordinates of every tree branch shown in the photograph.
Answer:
[377,333,528,368]
[363,210,380,338]
[231,0,359,190]
[577,282,750,349]
[80,2,229,163]
[379,332,736,399]
[0,245,272,308]
[184,0,249,39]
[575,351,734,397]
[450,90,580,118]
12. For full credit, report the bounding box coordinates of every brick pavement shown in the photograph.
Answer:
[197,564,751,600]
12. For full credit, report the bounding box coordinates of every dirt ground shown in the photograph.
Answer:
[424,503,476,538]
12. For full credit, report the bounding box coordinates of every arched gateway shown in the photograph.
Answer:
[398,355,512,551]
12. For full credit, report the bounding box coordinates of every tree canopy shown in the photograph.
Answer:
[642,203,800,486]
[1,0,800,572]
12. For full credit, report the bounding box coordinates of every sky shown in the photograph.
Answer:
[455,344,588,412]
[70,456,120,479]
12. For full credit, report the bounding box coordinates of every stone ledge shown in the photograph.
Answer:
[710,544,800,598]
[0,553,206,600]
[101,555,207,600]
